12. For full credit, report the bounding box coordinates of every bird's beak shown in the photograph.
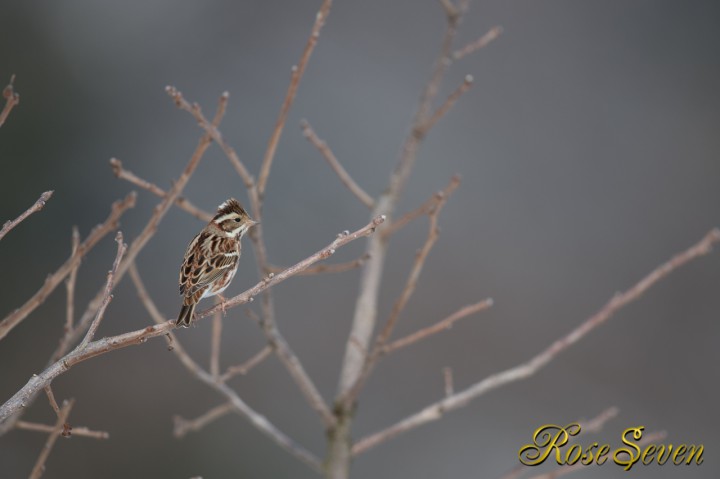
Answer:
[250,219,260,227]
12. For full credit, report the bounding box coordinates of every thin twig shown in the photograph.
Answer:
[16,420,108,439]
[0,74,20,128]
[352,229,720,455]
[421,75,474,133]
[78,232,126,348]
[64,227,80,333]
[210,298,223,379]
[267,254,370,276]
[43,386,60,418]
[200,216,385,317]
[110,158,213,222]
[257,0,334,196]
[219,346,273,383]
[382,176,461,238]
[0,192,136,342]
[29,399,74,479]
[300,120,374,208]
[173,403,235,438]
[0,191,53,241]
[382,299,493,355]
[452,25,503,61]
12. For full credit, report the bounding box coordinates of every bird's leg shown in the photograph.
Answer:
[217,294,229,316]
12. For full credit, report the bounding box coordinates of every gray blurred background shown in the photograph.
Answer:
[1,0,719,478]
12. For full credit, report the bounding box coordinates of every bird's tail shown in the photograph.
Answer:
[176,303,196,327]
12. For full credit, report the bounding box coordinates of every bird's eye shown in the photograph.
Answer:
[234,218,241,222]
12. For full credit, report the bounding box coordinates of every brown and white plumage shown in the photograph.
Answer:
[177,198,257,327]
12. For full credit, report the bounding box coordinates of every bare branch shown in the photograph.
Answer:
[383,175,461,238]
[352,228,720,455]
[268,254,370,276]
[64,227,80,333]
[219,346,273,383]
[78,232,126,348]
[110,158,213,222]
[421,75,474,134]
[201,216,384,318]
[16,420,109,440]
[452,25,503,61]
[173,403,234,438]
[0,192,136,342]
[257,0,334,196]
[0,190,53,241]
[29,399,74,479]
[300,120,374,208]
[0,74,20,128]
[382,299,493,355]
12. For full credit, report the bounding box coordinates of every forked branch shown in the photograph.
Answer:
[352,229,720,455]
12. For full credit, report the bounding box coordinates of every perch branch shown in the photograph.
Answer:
[0,74,20,128]
[0,216,384,426]
[452,25,503,60]
[0,192,135,342]
[110,158,213,222]
[382,299,493,355]
[352,228,720,455]
[0,190,53,241]
[300,120,374,208]
[257,0,334,196]
[28,399,74,479]
[267,254,370,276]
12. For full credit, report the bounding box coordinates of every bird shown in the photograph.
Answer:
[176,198,257,327]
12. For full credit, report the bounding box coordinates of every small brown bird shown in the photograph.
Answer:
[177,198,257,327]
